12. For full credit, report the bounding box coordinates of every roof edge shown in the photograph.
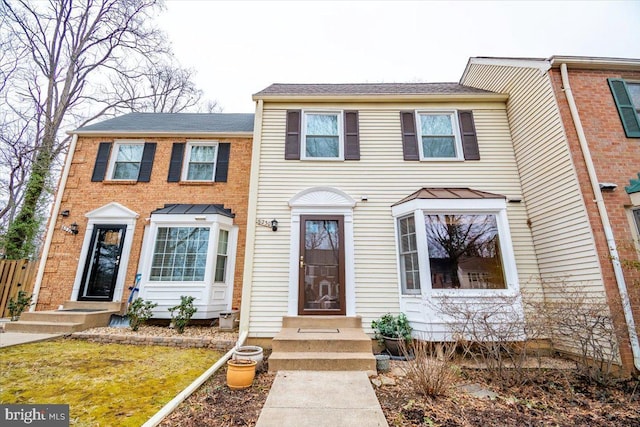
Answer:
[251,93,508,103]
[549,55,640,70]
[67,130,254,138]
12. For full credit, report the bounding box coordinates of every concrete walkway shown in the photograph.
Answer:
[255,371,388,427]
[0,331,64,348]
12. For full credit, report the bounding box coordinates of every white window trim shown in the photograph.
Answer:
[301,110,344,161]
[181,141,219,182]
[416,111,463,161]
[392,197,520,298]
[106,139,145,180]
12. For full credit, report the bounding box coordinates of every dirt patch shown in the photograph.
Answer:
[160,364,274,427]
[163,357,640,427]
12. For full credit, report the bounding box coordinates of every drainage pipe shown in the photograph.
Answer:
[142,330,248,427]
[560,63,640,370]
[30,134,78,311]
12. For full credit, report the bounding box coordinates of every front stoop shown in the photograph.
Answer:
[269,316,376,372]
[3,301,120,334]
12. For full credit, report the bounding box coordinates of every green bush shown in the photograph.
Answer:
[126,298,158,331]
[371,312,412,342]
[168,296,197,334]
[8,290,32,321]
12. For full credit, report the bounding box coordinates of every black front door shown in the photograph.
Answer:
[78,225,126,301]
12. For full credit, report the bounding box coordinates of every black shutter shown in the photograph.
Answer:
[608,78,640,138]
[167,143,185,182]
[91,142,112,182]
[137,142,156,182]
[215,143,231,182]
[285,110,301,160]
[344,111,360,160]
[458,111,480,160]
[400,111,419,160]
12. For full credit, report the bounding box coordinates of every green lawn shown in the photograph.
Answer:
[0,338,221,426]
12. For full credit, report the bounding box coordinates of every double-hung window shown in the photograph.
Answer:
[184,143,218,181]
[109,141,145,180]
[215,229,229,282]
[418,112,462,159]
[398,215,421,294]
[302,112,342,159]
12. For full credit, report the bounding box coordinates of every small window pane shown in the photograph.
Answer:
[215,230,229,282]
[306,137,339,157]
[422,136,456,158]
[420,114,453,135]
[398,216,420,294]
[307,114,338,135]
[113,162,141,180]
[425,214,506,289]
[187,163,215,180]
[116,144,144,162]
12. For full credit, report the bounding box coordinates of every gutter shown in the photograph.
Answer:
[30,134,78,310]
[560,63,640,371]
[141,330,248,427]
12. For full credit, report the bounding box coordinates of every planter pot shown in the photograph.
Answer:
[233,346,264,371]
[382,336,408,357]
[226,359,257,390]
[375,354,391,372]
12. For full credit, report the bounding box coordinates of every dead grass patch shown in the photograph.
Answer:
[0,337,221,426]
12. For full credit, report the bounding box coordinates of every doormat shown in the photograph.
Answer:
[297,328,340,333]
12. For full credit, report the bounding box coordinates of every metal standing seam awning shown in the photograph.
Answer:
[392,187,506,206]
[150,204,235,218]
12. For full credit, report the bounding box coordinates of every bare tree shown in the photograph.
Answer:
[0,0,208,258]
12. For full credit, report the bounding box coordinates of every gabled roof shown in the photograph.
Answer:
[151,204,235,218]
[71,113,254,137]
[393,188,505,206]
[253,83,506,102]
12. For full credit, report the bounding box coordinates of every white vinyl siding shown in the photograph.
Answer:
[247,102,539,337]
[462,63,612,357]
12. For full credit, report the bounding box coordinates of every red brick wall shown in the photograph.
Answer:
[37,135,252,313]
[550,67,640,372]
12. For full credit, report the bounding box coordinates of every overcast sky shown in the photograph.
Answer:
[157,0,640,113]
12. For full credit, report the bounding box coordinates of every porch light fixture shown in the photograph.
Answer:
[62,222,79,235]
[271,219,278,232]
[60,209,70,217]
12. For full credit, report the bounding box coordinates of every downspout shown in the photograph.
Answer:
[560,63,640,370]
[30,133,78,311]
[238,99,264,336]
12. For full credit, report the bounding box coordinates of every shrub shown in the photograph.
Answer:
[8,290,32,321]
[371,313,412,342]
[127,298,158,331]
[400,339,458,397]
[168,296,197,334]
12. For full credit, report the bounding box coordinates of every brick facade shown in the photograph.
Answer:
[550,67,640,372]
[37,135,252,313]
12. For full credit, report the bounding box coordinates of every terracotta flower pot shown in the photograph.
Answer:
[226,359,257,390]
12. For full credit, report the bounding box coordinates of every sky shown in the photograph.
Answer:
[157,0,640,113]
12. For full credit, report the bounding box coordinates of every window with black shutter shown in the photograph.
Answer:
[609,78,640,138]
[401,110,480,161]
[285,109,360,160]
[167,141,230,182]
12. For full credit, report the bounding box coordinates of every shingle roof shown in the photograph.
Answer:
[151,204,235,218]
[393,188,505,206]
[253,83,496,97]
[73,113,254,133]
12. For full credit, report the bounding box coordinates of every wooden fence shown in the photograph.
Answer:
[0,259,38,318]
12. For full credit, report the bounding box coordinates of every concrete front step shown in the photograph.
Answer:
[282,315,363,329]
[273,328,373,353]
[268,351,376,371]
[3,320,85,334]
[4,302,120,334]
